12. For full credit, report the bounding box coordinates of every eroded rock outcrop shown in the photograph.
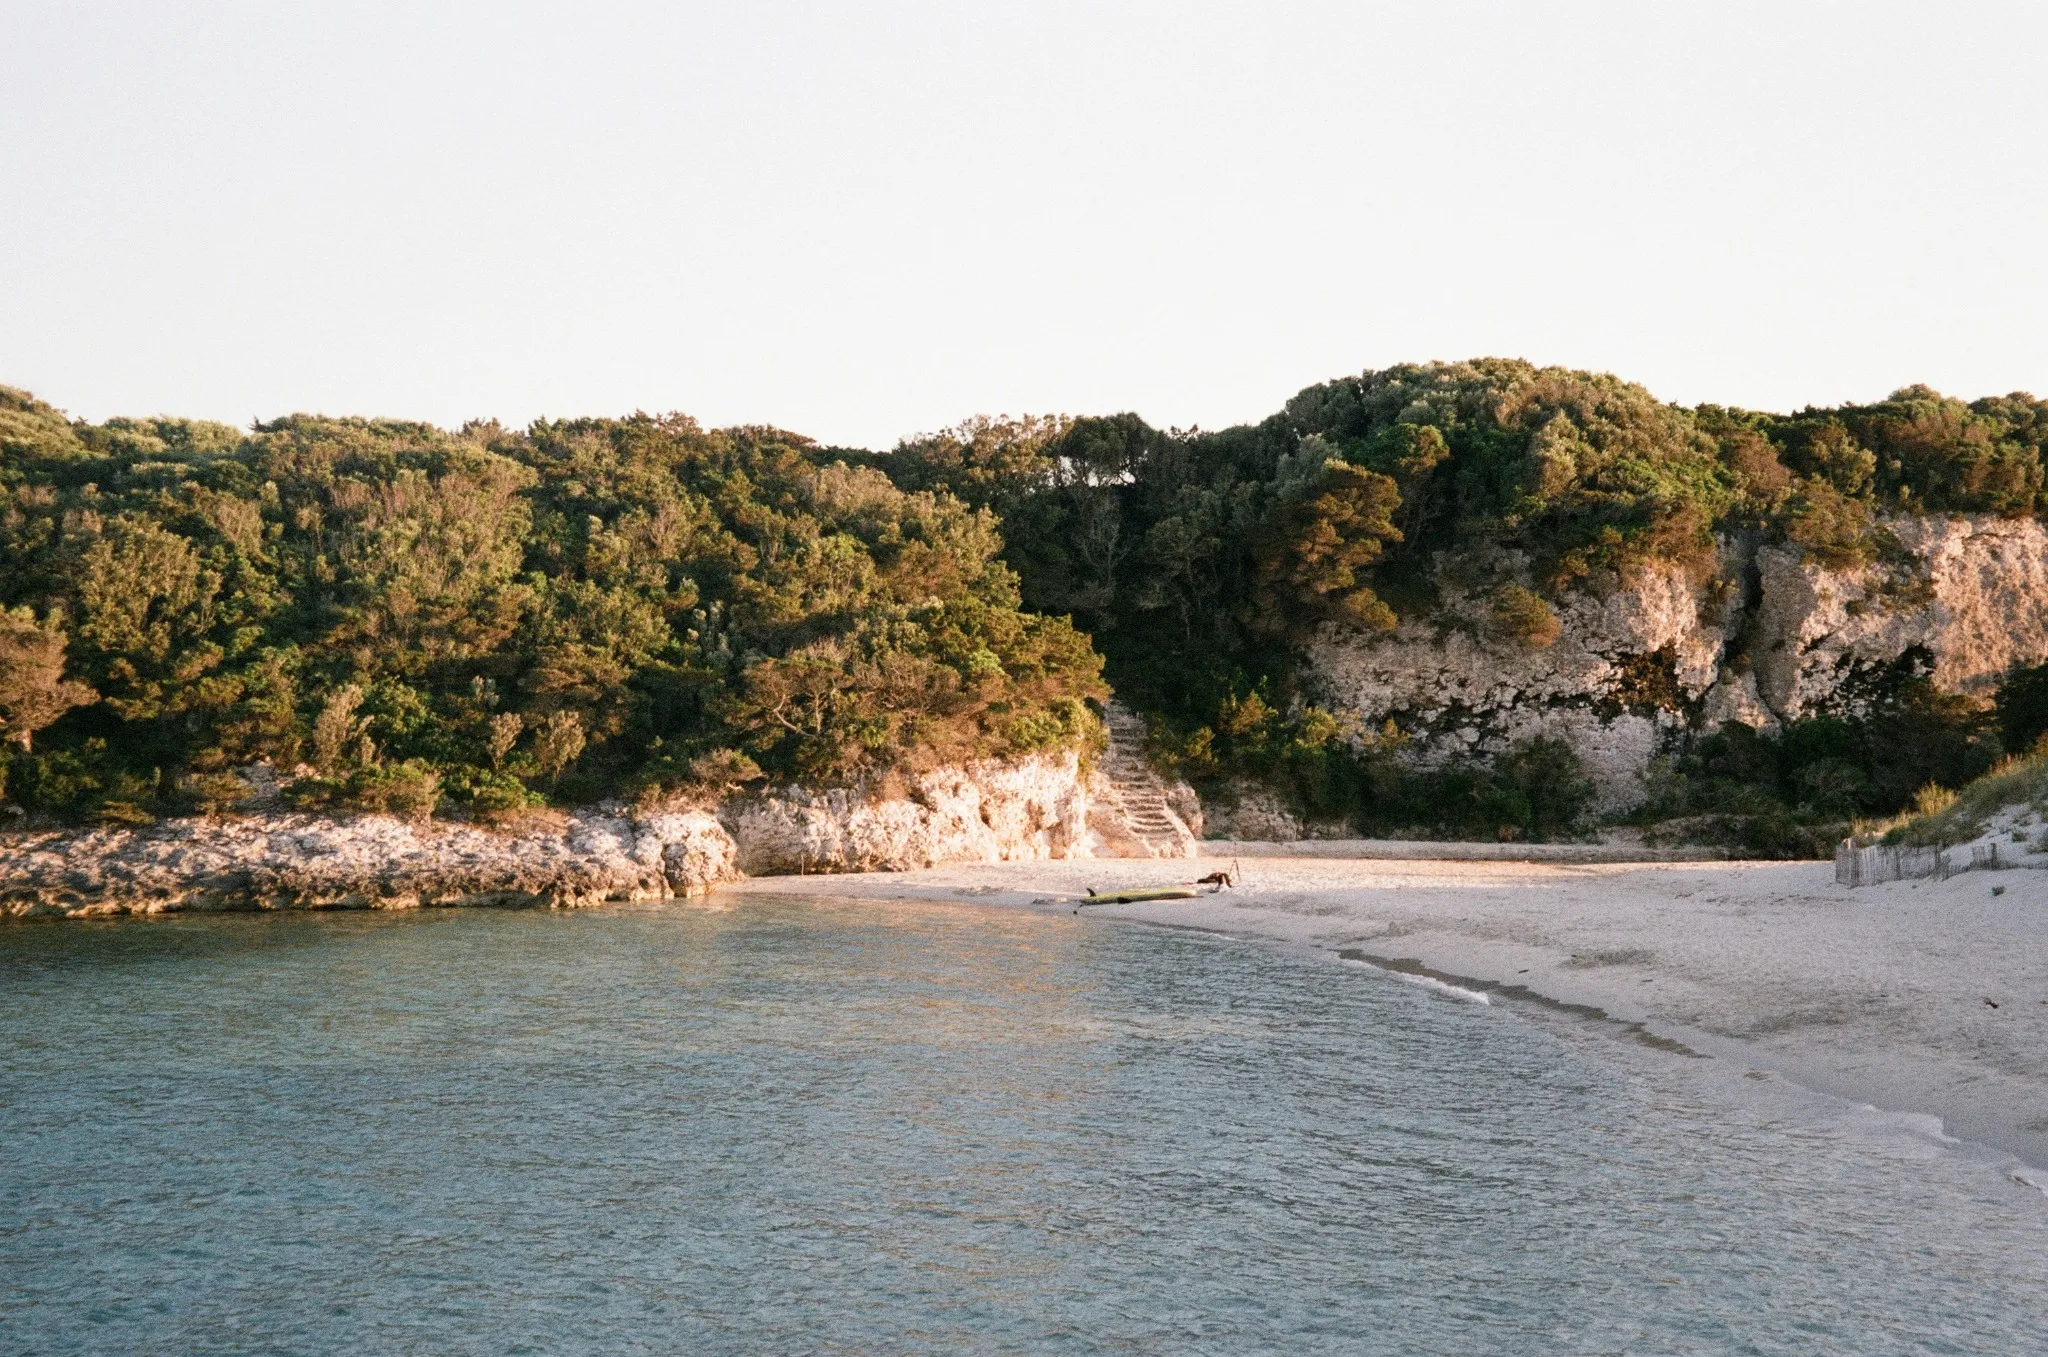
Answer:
[1746,516,2048,717]
[0,807,740,920]
[722,753,1090,874]
[1,755,1095,920]
[1307,514,2048,811]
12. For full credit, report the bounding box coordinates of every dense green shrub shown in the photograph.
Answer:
[0,388,1104,822]
[873,363,2043,744]
[1625,673,2004,857]
[1876,748,2048,848]
[1994,660,2048,757]
[10,358,2041,841]
[1488,585,1560,647]
[1152,688,1595,841]
[869,361,2044,843]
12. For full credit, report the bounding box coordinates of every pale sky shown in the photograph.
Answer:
[3,1,2044,448]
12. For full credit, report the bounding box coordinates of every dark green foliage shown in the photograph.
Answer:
[867,361,2046,843]
[1279,360,1734,592]
[1153,690,1595,841]
[1252,460,1403,632]
[1776,387,2047,515]
[875,361,1993,758]
[0,605,96,750]
[1630,677,2003,857]
[10,358,2041,841]
[1995,660,2048,757]
[0,391,1104,822]
[1488,585,1560,648]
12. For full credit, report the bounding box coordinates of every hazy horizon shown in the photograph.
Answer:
[5,1,2044,447]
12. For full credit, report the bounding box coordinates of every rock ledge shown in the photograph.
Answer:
[0,753,1094,921]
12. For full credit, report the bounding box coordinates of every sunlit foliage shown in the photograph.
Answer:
[0,388,1103,821]
[871,361,2048,844]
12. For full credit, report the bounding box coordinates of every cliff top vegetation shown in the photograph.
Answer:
[868,359,2047,844]
[0,386,1102,824]
[6,359,2042,843]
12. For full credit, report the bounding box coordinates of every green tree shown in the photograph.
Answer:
[0,607,96,751]
[1254,460,1403,632]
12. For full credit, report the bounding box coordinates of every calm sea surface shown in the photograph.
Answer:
[2,896,2043,1355]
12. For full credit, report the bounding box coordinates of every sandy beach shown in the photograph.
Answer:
[737,846,2048,1176]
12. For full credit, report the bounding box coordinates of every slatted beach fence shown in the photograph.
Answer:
[1835,838,2008,886]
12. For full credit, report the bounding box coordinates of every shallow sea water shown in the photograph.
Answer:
[2,895,2044,1355]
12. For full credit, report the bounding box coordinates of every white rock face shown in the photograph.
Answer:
[721,753,1090,874]
[0,807,740,920]
[1306,514,2048,811]
[0,755,1091,920]
[1750,516,2048,717]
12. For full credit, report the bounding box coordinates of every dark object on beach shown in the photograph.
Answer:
[1983,998,1999,1008]
[1992,885,2006,896]
[1195,870,1233,888]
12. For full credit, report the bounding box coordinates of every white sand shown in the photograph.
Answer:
[734,850,2048,1172]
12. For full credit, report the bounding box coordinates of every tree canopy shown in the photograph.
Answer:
[8,359,2043,845]
[0,387,1103,821]
[863,360,2047,845]
[867,361,2047,716]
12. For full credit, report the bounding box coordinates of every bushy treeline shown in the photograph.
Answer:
[1627,659,2011,856]
[7,360,2041,842]
[1821,659,2048,855]
[864,360,2048,844]
[0,388,1102,822]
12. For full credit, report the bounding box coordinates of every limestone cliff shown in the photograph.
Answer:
[1306,514,2048,811]
[720,753,1091,874]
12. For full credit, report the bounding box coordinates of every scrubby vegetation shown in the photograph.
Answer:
[1865,659,2048,850]
[1623,668,2005,857]
[871,361,2048,846]
[1868,750,2048,851]
[0,388,1103,823]
[8,358,2043,847]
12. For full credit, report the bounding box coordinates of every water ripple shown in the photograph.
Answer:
[1,897,2043,1354]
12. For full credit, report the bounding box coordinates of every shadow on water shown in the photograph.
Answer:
[0,909,414,977]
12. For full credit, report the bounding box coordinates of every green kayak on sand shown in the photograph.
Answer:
[1076,887,1199,906]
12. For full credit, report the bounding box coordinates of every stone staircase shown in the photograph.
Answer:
[1092,702,1199,858]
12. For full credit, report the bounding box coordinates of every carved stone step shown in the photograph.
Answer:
[1088,700,1198,858]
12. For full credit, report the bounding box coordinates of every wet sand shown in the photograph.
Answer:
[735,849,2048,1175]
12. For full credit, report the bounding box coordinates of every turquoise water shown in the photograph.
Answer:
[2,896,2043,1355]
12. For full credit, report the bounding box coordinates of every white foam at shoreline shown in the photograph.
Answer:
[1342,957,1493,1005]
[1394,973,1493,1005]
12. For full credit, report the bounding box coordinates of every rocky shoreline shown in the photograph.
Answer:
[0,755,1093,921]
[0,809,740,919]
